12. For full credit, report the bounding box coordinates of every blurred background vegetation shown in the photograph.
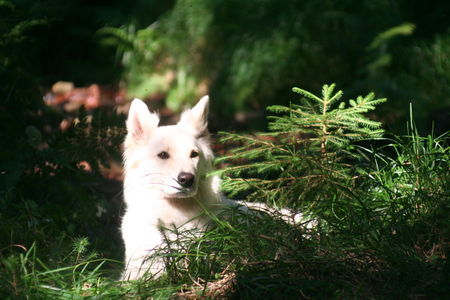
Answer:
[2,0,449,131]
[103,0,450,132]
[0,0,449,297]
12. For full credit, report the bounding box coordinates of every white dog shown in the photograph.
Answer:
[120,96,305,280]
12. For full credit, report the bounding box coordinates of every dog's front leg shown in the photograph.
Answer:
[122,242,166,280]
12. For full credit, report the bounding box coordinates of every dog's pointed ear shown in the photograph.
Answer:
[126,98,159,143]
[178,95,209,137]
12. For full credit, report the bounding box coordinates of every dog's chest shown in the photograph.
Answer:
[124,196,208,229]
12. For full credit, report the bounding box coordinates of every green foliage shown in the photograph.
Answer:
[0,106,125,237]
[0,240,124,299]
[216,84,386,208]
[0,105,127,298]
[0,0,46,114]
[0,0,165,86]
[369,22,416,50]
[359,124,450,247]
[99,24,169,98]
[1,0,449,295]
[271,84,386,150]
[99,0,450,132]
[0,4,127,265]
[205,86,448,298]
[1,82,448,298]
[99,19,203,111]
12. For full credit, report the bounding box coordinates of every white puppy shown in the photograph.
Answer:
[120,96,305,280]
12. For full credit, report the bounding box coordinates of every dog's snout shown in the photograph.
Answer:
[177,172,195,188]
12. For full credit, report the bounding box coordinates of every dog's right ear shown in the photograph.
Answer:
[126,99,159,143]
[178,95,209,137]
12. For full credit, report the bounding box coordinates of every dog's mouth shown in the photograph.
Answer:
[167,174,198,198]
[169,185,198,198]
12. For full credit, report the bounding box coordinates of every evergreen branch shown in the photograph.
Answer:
[322,83,335,100]
[328,90,343,106]
[292,87,323,104]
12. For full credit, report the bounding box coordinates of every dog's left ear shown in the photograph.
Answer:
[178,95,209,137]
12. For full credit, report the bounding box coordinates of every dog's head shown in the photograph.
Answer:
[123,96,214,199]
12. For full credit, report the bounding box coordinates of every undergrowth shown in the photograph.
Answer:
[1,84,449,299]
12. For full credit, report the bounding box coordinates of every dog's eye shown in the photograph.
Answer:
[190,150,199,158]
[157,151,170,160]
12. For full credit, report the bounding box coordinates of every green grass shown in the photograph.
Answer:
[1,109,449,298]
[1,129,448,298]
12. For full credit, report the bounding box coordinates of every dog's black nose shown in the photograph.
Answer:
[177,172,195,188]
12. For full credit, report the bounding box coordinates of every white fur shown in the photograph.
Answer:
[120,96,307,280]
